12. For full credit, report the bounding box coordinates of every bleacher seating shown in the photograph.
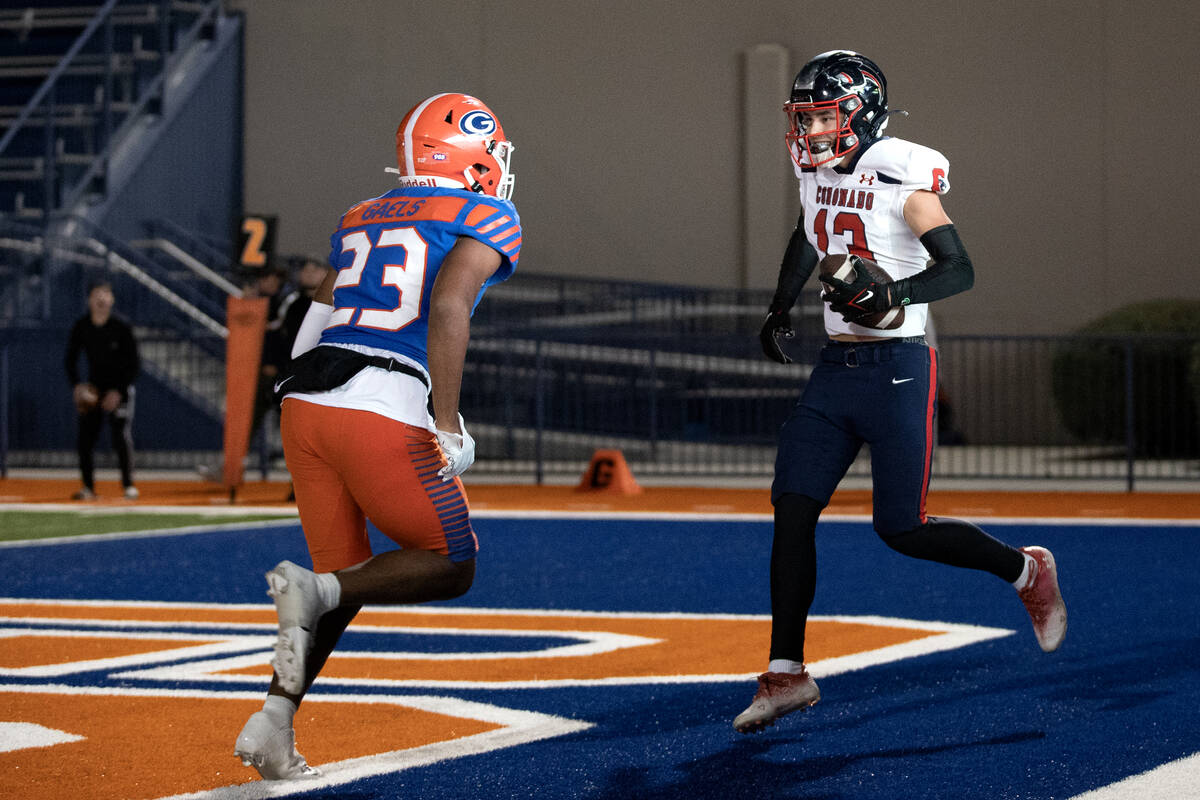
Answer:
[0,1,218,219]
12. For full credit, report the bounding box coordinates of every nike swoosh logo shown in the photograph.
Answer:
[857,290,874,303]
[273,376,294,393]
[892,377,914,384]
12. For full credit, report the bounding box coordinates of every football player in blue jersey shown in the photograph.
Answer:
[235,93,521,778]
[734,52,1067,733]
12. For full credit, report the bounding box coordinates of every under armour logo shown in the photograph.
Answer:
[860,174,875,185]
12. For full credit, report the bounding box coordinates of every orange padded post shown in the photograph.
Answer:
[576,449,642,494]
[222,296,268,496]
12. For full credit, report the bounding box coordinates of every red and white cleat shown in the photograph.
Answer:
[733,669,821,733]
[1017,546,1067,652]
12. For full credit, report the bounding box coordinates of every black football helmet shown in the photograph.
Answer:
[785,50,892,168]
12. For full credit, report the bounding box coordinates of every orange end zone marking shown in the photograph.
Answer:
[217,611,937,684]
[0,635,221,669]
[0,691,499,800]
[0,601,945,685]
[0,600,277,625]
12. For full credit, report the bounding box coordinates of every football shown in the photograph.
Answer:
[818,253,905,330]
[73,382,99,414]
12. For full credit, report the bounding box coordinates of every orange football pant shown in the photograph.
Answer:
[280,399,478,573]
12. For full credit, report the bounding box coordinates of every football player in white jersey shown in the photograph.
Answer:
[733,51,1068,734]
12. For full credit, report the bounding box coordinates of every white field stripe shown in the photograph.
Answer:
[0,596,1010,623]
[0,721,85,752]
[2,509,1196,550]
[0,517,298,549]
[441,509,1200,526]
[114,627,661,682]
[107,615,1013,690]
[0,628,275,677]
[0,503,297,516]
[1066,752,1200,799]
[0,615,661,660]
[0,684,592,800]
[0,616,282,631]
[0,598,1013,688]
[0,597,768,618]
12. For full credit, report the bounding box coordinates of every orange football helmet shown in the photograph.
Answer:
[387,93,515,200]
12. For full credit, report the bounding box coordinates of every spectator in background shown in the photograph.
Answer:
[64,280,140,500]
[244,263,290,470]
[277,256,333,361]
[274,255,333,500]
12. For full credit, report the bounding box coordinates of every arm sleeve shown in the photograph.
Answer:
[291,301,333,360]
[769,215,819,312]
[889,224,974,306]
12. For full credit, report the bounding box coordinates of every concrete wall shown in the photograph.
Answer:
[229,0,1200,335]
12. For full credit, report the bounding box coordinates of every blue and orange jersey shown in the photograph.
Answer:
[319,186,521,368]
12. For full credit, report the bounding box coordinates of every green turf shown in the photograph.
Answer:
[0,510,296,542]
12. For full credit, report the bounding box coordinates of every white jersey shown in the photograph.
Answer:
[795,137,950,339]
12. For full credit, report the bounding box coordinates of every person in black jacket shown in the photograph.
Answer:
[64,280,140,500]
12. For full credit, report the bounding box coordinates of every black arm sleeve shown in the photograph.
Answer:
[769,216,819,312]
[889,223,974,306]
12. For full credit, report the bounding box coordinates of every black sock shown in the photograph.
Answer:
[769,493,822,662]
[881,517,1025,583]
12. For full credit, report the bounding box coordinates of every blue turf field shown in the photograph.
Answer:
[3,515,1199,799]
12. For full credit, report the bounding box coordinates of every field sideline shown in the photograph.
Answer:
[4,474,1200,520]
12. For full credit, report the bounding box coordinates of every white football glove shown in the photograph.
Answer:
[436,413,475,481]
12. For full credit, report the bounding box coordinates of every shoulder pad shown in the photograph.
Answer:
[860,138,950,195]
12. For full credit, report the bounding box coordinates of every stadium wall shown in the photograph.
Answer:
[227,0,1200,337]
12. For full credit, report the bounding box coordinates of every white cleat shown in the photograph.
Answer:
[1017,546,1067,652]
[234,711,321,781]
[265,560,328,694]
[733,669,821,733]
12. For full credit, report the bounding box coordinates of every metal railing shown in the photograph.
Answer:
[452,330,1200,489]
[3,257,1198,488]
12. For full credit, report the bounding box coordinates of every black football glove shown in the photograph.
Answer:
[759,307,794,364]
[823,258,894,322]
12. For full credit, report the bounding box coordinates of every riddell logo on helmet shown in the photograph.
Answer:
[398,176,439,187]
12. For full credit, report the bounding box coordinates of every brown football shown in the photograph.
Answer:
[73,382,99,414]
[818,253,905,330]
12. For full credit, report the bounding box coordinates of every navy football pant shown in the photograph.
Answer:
[767,340,1024,663]
[773,339,936,534]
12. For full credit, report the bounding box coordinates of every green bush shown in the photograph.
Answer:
[1051,300,1200,456]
